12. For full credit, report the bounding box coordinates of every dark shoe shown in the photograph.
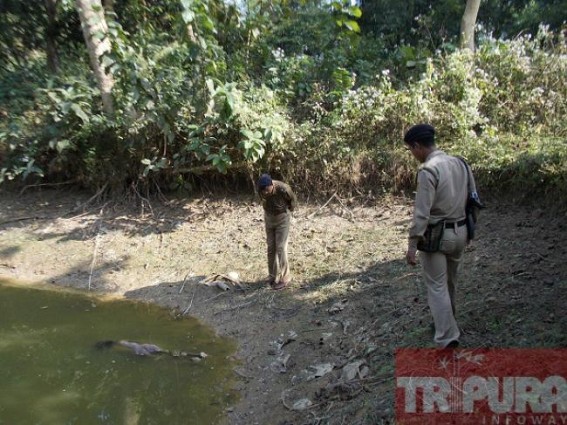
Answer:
[445,340,460,349]
[272,279,290,291]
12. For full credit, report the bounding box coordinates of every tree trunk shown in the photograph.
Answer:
[102,0,114,13]
[76,0,114,115]
[45,0,60,73]
[460,0,481,51]
[186,23,198,44]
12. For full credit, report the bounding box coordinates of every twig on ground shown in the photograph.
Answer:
[69,183,108,215]
[309,411,330,425]
[98,202,110,216]
[212,291,259,315]
[369,306,408,327]
[131,182,154,217]
[203,291,228,303]
[262,292,276,309]
[298,327,333,333]
[307,192,337,219]
[214,300,254,315]
[88,221,103,291]
[19,180,75,195]
[333,194,355,221]
[281,389,294,411]
[182,285,198,315]
[534,252,556,263]
[0,216,49,226]
[365,377,392,387]
[154,181,169,203]
[393,272,420,282]
[179,272,192,294]
[322,376,390,401]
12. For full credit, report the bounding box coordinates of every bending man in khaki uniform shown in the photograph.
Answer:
[257,174,297,290]
[404,124,478,349]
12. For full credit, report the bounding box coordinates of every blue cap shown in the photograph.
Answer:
[258,174,272,188]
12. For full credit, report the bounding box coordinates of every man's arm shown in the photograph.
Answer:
[281,183,297,212]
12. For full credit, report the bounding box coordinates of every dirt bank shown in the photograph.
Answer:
[0,189,565,424]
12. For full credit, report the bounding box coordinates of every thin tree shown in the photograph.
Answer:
[460,0,481,51]
[76,0,114,115]
[45,0,60,73]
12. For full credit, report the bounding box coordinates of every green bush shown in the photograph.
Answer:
[0,14,565,203]
[274,27,566,201]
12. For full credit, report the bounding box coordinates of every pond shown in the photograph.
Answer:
[0,281,238,425]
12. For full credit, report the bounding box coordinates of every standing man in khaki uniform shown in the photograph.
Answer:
[257,174,297,290]
[404,124,479,348]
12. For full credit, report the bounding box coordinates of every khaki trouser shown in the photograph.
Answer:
[420,224,467,348]
[264,212,291,284]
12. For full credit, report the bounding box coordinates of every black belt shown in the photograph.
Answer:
[445,219,467,229]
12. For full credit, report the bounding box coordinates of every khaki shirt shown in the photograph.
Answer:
[258,180,297,216]
[408,150,477,249]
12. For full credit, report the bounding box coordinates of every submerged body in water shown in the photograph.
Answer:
[95,340,208,359]
[95,340,167,356]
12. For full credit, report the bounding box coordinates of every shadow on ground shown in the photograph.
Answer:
[1,188,566,425]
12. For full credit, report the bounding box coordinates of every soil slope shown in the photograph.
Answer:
[0,190,565,425]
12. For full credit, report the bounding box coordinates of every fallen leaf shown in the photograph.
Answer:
[340,360,366,382]
[292,398,313,411]
[306,363,334,380]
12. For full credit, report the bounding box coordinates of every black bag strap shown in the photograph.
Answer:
[457,156,485,210]
[457,156,474,194]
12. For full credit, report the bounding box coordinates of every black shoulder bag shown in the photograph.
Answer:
[417,220,446,252]
[458,157,485,241]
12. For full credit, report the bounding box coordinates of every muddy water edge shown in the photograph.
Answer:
[0,280,238,425]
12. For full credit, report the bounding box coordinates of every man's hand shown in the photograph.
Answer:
[406,247,417,266]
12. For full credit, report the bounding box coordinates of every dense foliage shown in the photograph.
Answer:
[0,0,565,200]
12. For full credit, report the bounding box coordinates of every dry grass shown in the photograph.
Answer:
[0,189,565,425]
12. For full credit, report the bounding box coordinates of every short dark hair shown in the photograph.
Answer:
[404,124,435,147]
